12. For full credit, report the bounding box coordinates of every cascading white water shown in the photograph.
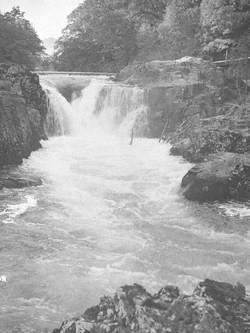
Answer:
[70,79,107,134]
[1,75,250,333]
[41,81,74,136]
[43,77,148,138]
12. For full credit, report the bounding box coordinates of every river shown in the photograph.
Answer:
[0,75,249,333]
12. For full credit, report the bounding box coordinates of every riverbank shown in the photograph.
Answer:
[118,57,250,202]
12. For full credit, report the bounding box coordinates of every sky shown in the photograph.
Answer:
[0,0,82,39]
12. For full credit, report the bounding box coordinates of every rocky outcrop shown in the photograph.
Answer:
[117,57,223,88]
[181,153,250,202]
[52,279,250,333]
[118,57,243,138]
[119,57,250,203]
[0,63,47,166]
[0,169,42,189]
[170,108,250,163]
[171,98,250,203]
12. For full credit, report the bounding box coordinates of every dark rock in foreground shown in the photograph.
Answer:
[181,153,250,202]
[52,279,250,333]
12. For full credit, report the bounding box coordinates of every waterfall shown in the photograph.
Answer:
[42,77,148,137]
[41,82,74,136]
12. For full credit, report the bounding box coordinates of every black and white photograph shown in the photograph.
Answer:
[0,0,250,332]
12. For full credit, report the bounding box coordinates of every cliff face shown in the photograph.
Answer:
[52,279,250,333]
[0,64,47,166]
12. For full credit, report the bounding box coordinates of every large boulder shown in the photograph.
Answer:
[52,279,250,333]
[181,153,250,202]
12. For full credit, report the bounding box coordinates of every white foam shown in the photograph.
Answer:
[0,275,7,283]
[41,82,74,136]
[218,202,250,218]
[0,195,37,224]
[172,223,250,244]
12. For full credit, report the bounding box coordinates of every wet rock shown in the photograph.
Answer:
[0,92,41,165]
[0,64,47,166]
[0,174,42,189]
[52,279,250,333]
[181,153,250,202]
[170,138,192,155]
[194,279,246,302]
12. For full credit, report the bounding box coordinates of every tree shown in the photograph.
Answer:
[127,0,169,26]
[200,0,250,60]
[54,0,137,71]
[55,0,250,69]
[158,0,202,59]
[0,6,44,68]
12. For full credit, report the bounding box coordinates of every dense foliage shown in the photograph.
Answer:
[55,0,137,72]
[0,6,44,68]
[55,0,250,71]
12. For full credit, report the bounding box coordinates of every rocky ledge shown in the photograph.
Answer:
[52,279,250,333]
[170,107,250,164]
[0,63,47,166]
[171,108,250,202]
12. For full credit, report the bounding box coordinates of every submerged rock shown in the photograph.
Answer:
[0,174,42,189]
[52,279,250,333]
[181,153,250,202]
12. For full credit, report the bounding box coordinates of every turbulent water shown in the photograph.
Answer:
[0,76,250,333]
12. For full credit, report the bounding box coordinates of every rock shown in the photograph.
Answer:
[118,57,244,139]
[118,57,250,164]
[181,153,250,202]
[0,167,42,189]
[0,92,41,165]
[117,57,223,88]
[170,138,193,158]
[194,279,246,302]
[0,174,42,189]
[52,279,250,333]
[170,109,250,163]
[0,64,47,166]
